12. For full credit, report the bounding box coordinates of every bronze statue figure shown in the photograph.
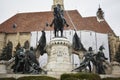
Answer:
[72,47,96,72]
[95,45,108,74]
[80,47,95,72]
[72,45,108,74]
[50,4,69,37]
[13,47,25,73]
[12,47,42,74]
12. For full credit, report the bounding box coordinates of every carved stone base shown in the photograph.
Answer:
[46,37,73,76]
[111,61,120,75]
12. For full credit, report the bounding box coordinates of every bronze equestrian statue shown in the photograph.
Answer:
[50,4,69,37]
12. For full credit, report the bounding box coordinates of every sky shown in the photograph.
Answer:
[0,0,120,36]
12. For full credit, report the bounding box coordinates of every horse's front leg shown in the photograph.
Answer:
[56,31,59,37]
[54,30,57,37]
[60,28,63,37]
[54,28,59,37]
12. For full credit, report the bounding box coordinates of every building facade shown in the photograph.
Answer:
[0,0,119,61]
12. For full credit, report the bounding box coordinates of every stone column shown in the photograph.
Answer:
[16,32,20,43]
[0,33,6,51]
[46,37,73,76]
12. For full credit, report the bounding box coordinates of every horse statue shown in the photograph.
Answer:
[50,4,69,37]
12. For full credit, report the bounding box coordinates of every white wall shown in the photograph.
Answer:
[30,30,110,63]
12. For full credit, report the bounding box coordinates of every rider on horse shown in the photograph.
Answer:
[50,4,69,37]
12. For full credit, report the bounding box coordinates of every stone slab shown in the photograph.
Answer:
[0,64,7,74]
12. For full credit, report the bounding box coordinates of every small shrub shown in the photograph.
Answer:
[0,77,16,80]
[17,76,57,80]
[61,74,71,80]
[61,72,101,80]
[102,77,120,80]
[64,77,79,80]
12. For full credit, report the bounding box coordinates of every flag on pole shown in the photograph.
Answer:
[36,30,46,55]
[72,32,86,51]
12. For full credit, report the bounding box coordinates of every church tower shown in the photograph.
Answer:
[52,0,64,10]
[96,5,104,22]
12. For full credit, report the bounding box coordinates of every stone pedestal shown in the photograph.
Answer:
[0,62,7,74]
[46,37,73,76]
[111,61,120,75]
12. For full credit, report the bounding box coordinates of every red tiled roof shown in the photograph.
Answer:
[0,10,114,34]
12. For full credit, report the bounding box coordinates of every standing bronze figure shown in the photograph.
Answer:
[95,45,108,74]
[72,47,96,72]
